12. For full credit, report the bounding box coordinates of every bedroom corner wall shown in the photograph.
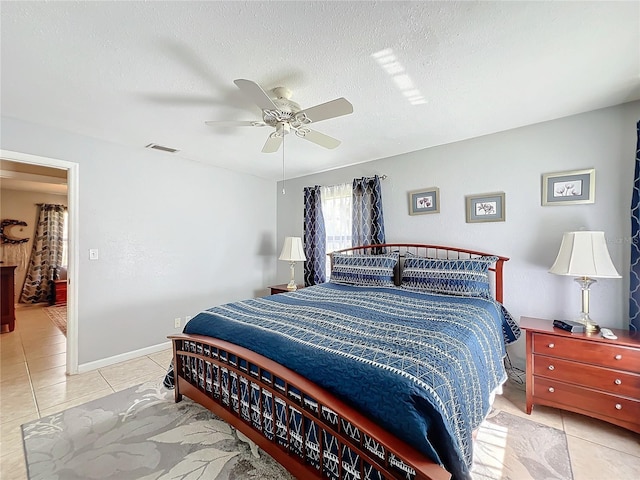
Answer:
[1,116,277,367]
[276,101,640,365]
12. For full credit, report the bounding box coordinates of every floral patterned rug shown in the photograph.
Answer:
[22,380,572,480]
[21,381,294,480]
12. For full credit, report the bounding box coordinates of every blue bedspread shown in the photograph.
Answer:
[182,283,520,480]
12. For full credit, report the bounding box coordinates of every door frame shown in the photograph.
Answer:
[1,149,79,374]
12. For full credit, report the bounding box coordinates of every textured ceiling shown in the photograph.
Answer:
[1,1,639,181]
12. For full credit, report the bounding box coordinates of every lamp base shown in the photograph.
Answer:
[578,313,600,334]
[287,261,297,290]
[574,277,600,333]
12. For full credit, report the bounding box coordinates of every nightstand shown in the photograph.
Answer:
[54,279,67,305]
[520,316,640,434]
[270,284,304,295]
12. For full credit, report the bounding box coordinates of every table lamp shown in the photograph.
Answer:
[549,231,621,333]
[279,237,306,291]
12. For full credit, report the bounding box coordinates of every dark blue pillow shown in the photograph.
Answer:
[401,256,498,298]
[330,252,399,287]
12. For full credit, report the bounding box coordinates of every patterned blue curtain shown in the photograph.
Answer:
[630,120,640,334]
[20,204,67,304]
[352,175,386,253]
[303,186,327,286]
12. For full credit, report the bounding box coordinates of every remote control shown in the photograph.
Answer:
[600,328,618,340]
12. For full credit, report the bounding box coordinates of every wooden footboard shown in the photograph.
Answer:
[170,333,451,480]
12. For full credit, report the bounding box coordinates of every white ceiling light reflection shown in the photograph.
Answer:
[372,48,426,105]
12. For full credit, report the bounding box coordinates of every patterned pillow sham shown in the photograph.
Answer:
[401,255,498,297]
[330,252,399,287]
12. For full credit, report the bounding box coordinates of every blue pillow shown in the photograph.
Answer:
[401,256,498,297]
[330,252,399,287]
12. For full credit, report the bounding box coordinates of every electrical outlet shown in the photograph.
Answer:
[185,315,192,324]
[89,249,99,260]
[174,317,181,328]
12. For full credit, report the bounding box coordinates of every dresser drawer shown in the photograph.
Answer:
[533,376,640,425]
[533,355,640,399]
[532,333,640,372]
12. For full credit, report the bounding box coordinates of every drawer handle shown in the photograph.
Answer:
[548,343,555,349]
[548,387,555,393]
[614,354,622,360]
[615,379,622,385]
[615,404,622,410]
[548,365,555,371]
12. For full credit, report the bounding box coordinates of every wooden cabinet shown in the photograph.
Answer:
[1,266,17,333]
[53,279,67,305]
[521,316,640,434]
[270,284,304,295]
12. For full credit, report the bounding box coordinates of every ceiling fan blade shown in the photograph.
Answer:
[262,135,283,153]
[205,120,267,127]
[298,129,341,149]
[234,79,278,111]
[296,97,353,124]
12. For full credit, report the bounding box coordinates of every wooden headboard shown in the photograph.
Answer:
[328,243,509,303]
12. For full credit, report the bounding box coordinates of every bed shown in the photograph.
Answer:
[167,243,520,480]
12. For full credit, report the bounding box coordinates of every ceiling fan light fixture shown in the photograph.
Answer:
[205,78,353,153]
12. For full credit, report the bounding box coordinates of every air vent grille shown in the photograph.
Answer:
[145,143,179,153]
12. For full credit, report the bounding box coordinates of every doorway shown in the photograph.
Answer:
[0,149,79,374]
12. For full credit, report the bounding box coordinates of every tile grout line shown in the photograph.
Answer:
[20,333,41,419]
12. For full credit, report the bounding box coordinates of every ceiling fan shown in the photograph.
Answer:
[205,79,354,153]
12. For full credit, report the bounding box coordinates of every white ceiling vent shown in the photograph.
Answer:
[145,143,179,153]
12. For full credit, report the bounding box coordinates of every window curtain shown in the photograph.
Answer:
[303,186,327,286]
[630,120,640,334]
[352,175,386,253]
[20,204,67,304]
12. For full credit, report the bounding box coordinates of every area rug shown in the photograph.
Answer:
[22,381,573,480]
[21,381,294,480]
[472,409,573,480]
[42,305,67,336]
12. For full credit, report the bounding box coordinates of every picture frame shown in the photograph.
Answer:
[408,187,440,215]
[465,192,505,223]
[542,168,595,206]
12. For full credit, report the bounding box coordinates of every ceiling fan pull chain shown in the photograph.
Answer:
[282,132,286,195]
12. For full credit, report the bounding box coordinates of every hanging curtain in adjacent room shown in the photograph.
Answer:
[303,186,327,286]
[20,204,67,304]
[630,120,640,334]
[352,175,386,253]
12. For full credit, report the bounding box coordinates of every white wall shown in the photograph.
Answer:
[0,188,68,302]
[1,116,278,366]
[276,101,640,364]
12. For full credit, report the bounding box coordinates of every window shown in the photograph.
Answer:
[321,183,352,274]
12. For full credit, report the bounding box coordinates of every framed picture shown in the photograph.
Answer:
[408,187,440,215]
[542,168,595,206]
[466,192,505,223]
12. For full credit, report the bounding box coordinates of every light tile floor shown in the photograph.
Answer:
[0,305,171,480]
[1,306,638,479]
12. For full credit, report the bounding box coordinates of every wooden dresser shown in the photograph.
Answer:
[1,265,17,333]
[521,316,640,434]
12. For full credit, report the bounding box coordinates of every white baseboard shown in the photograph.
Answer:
[77,341,172,374]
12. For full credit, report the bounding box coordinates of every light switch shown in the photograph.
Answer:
[89,249,99,260]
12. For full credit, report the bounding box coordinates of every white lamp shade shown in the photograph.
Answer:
[279,237,307,262]
[549,231,621,278]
